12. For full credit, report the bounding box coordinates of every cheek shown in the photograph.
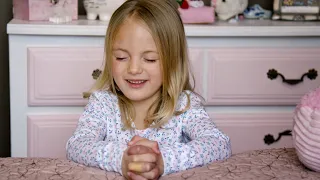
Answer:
[112,60,122,76]
[150,65,163,83]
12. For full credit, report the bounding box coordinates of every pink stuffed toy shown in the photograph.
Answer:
[293,86,320,172]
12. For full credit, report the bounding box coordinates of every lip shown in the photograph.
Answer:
[126,79,147,89]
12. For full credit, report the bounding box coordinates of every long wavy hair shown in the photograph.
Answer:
[90,0,196,129]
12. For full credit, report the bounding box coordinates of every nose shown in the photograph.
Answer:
[127,58,142,74]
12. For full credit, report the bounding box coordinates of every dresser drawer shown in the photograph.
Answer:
[206,47,320,105]
[28,47,104,106]
[27,112,293,157]
[210,112,294,154]
[27,114,79,158]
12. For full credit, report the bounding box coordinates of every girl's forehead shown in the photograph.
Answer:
[120,17,154,36]
[112,19,158,50]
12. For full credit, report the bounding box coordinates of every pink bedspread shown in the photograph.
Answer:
[0,148,319,180]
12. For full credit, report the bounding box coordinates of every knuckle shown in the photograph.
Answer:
[143,164,149,171]
[136,145,141,152]
[144,163,153,171]
[132,155,138,162]
[150,154,157,162]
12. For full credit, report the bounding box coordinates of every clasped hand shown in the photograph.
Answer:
[122,136,164,180]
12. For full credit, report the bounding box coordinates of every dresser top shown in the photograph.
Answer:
[7,16,320,37]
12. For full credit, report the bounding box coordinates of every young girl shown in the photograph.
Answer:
[66,0,232,179]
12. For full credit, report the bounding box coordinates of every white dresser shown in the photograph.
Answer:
[7,17,320,158]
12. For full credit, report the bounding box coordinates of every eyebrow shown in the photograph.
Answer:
[112,48,158,54]
[112,48,129,53]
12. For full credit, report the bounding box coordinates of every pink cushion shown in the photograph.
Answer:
[178,7,215,24]
[293,86,320,172]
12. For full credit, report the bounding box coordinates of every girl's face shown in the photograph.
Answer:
[112,18,162,105]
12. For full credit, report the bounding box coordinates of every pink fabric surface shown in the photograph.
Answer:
[1,148,320,180]
[293,86,320,172]
[297,86,320,110]
[178,7,215,24]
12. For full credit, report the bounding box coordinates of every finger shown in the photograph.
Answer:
[137,167,160,180]
[128,162,156,173]
[127,145,154,155]
[130,153,157,163]
[128,135,145,146]
[134,140,160,154]
[128,172,148,180]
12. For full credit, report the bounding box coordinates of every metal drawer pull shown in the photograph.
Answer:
[267,68,317,85]
[50,0,59,5]
[83,69,102,99]
[264,130,292,145]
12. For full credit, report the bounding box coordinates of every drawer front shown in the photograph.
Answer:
[207,47,320,105]
[28,47,104,106]
[27,47,204,106]
[210,112,294,154]
[27,113,293,157]
[27,114,79,158]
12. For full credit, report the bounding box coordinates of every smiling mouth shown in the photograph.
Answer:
[126,80,148,88]
[126,80,147,84]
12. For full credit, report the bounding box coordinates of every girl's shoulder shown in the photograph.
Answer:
[176,90,203,111]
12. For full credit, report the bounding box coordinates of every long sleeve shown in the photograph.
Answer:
[66,91,127,175]
[160,95,232,175]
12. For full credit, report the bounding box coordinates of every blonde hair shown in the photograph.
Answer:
[91,0,196,129]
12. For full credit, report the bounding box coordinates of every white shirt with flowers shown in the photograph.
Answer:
[66,90,232,176]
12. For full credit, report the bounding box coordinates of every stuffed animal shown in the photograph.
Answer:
[83,0,126,21]
[293,86,320,172]
[215,0,248,20]
[49,0,73,23]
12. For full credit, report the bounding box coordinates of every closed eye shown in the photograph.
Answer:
[145,59,157,63]
[116,57,127,61]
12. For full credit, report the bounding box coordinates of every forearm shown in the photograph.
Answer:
[159,135,231,175]
[66,132,127,174]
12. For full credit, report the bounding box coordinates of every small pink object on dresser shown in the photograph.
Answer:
[293,86,320,172]
[178,6,215,24]
[13,0,78,21]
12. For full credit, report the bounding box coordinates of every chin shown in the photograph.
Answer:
[124,94,149,102]
[121,90,145,100]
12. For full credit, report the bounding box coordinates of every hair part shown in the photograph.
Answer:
[90,0,197,129]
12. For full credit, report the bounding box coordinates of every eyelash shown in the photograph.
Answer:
[116,57,126,61]
[145,59,156,62]
[116,57,157,63]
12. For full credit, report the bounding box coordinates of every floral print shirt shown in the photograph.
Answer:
[66,90,232,176]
